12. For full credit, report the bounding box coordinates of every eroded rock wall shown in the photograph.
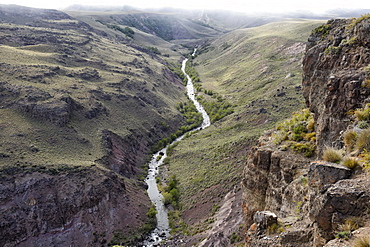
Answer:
[0,166,151,247]
[302,18,370,154]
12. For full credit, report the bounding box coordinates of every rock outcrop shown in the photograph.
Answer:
[242,17,370,246]
[0,165,151,247]
[302,18,370,153]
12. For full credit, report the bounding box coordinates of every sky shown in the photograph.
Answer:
[0,0,369,14]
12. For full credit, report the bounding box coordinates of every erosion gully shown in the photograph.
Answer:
[143,50,210,246]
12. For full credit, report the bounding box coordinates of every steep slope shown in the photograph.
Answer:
[242,16,370,246]
[0,4,188,246]
[161,19,323,246]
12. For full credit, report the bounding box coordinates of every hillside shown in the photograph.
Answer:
[161,19,324,246]
[0,4,188,246]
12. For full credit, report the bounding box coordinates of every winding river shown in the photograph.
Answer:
[143,51,210,246]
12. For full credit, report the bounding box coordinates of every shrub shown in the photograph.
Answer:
[358,121,370,129]
[355,128,370,151]
[322,147,343,163]
[147,205,157,218]
[307,119,315,132]
[312,24,331,37]
[162,192,173,205]
[360,150,370,171]
[335,231,351,240]
[355,105,370,121]
[341,156,359,169]
[267,222,285,235]
[343,130,358,151]
[291,143,316,157]
[354,236,370,247]
[304,132,316,142]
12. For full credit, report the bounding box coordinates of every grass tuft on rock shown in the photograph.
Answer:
[322,147,343,163]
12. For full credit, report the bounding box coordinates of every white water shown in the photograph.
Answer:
[143,49,210,246]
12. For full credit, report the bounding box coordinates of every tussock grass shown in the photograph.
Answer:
[355,105,370,121]
[354,236,370,247]
[322,147,343,163]
[344,130,358,151]
[355,129,370,151]
[341,156,359,170]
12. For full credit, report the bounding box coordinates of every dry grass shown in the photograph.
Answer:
[355,129,370,151]
[344,130,358,151]
[354,236,370,247]
[341,156,359,170]
[322,147,343,163]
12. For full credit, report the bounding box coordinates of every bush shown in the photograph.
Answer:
[355,105,370,121]
[312,24,331,37]
[341,156,359,169]
[358,121,370,129]
[162,192,173,205]
[335,231,351,240]
[291,143,316,157]
[322,147,343,163]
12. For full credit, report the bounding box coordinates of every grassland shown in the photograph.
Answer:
[163,19,324,239]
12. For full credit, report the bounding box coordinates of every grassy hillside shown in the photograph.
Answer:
[164,19,324,242]
[0,20,186,167]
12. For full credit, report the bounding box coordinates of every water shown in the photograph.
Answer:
[143,50,210,246]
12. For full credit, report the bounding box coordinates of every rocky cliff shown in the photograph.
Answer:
[242,16,370,246]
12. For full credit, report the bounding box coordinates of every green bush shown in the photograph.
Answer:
[163,192,173,205]
[335,231,351,240]
[272,109,316,156]
[162,175,180,209]
[291,143,316,157]
[312,24,331,37]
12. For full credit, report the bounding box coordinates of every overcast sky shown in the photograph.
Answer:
[0,0,369,14]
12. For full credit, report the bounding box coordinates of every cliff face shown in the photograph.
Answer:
[0,166,151,247]
[302,18,370,153]
[242,17,370,246]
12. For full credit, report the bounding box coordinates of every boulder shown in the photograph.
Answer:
[253,211,277,229]
[308,161,351,190]
[310,178,370,241]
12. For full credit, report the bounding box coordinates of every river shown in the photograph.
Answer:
[143,51,210,246]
